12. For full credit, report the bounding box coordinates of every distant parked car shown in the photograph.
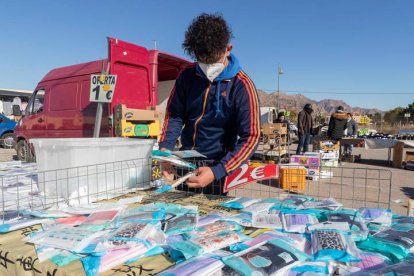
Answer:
[0,114,16,148]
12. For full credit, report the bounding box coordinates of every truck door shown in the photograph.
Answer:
[108,37,153,110]
[23,89,47,138]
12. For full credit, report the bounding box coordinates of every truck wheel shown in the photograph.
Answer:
[16,140,34,162]
[0,133,14,148]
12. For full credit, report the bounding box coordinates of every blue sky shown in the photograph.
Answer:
[1,0,413,110]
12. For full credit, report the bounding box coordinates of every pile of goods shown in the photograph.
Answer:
[1,194,413,275]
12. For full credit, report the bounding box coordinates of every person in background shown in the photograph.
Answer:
[296,104,314,154]
[327,106,348,142]
[344,112,358,155]
[276,111,287,123]
[159,13,260,195]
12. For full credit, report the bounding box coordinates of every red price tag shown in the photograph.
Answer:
[223,162,279,193]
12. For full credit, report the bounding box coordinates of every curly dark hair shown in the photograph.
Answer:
[182,13,233,63]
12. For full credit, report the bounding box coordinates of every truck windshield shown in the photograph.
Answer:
[26,89,45,115]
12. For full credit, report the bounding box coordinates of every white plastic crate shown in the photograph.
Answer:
[30,138,154,202]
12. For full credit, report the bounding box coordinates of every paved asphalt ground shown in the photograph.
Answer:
[0,144,413,215]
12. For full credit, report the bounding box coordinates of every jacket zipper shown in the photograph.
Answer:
[192,84,212,149]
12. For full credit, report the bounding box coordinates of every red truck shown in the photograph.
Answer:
[14,37,190,160]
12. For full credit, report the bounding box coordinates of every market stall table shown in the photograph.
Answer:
[340,138,414,168]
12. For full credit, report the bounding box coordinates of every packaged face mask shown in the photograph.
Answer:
[170,230,247,258]
[61,202,124,215]
[120,206,165,221]
[26,226,106,252]
[42,215,88,230]
[307,221,350,232]
[223,239,310,276]
[224,212,253,227]
[358,208,392,226]
[157,250,230,276]
[220,197,261,209]
[99,244,156,273]
[95,223,165,252]
[302,198,343,211]
[392,215,414,225]
[327,211,369,241]
[349,259,414,276]
[372,223,414,252]
[198,212,231,227]
[241,202,276,214]
[0,216,50,233]
[310,229,361,262]
[79,210,119,231]
[357,236,409,263]
[348,251,391,271]
[230,231,294,253]
[22,209,71,218]
[281,210,319,233]
[252,211,283,229]
[186,221,243,239]
[288,261,334,276]
[163,211,198,236]
[271,195,314,210]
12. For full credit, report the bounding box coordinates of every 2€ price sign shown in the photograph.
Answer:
[223,162,279,193]
[90,74,117,103]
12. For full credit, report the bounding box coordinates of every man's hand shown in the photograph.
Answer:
[186,167,215,188]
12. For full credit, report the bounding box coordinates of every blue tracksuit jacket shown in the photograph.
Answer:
[159,53,260,181]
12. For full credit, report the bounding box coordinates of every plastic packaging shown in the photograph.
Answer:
[288,262,333,275]
[186,221,243,238]
[0,217,50,233]
[223,239,310,276]
[170,230,247,258]
[252,210,283,229]
[220,197,261,209]
[164,210,198,236]
[241,202,277,214]
[281,210,319,233]
[302,198,343,211]
[230,231,294,252]
[198,212,231,227]
[327,210,369,241]
[79,210,119,231]
[358,208,392,226]
[310,229,361,262]
[349,259,414,276]
[95,223,165,252]
[25,226,106,252]
[224,212,253,227]
[158,250,229,276]
[271,195,314,210]
[348,251,391,271]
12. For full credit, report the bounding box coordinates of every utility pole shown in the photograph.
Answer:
[277,66,284,112]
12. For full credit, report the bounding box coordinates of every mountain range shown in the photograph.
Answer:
[257,90,383,115]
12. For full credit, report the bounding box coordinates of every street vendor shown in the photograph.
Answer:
[159,13,260,195]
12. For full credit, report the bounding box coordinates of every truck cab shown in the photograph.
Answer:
[14,37,191,161]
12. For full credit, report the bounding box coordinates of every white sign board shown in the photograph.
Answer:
[90,74,117,103]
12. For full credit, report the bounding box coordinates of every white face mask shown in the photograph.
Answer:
[198,53,228,82]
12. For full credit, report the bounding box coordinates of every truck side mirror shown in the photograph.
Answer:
[12,105,22,116]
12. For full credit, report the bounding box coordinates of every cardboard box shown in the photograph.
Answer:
[319,140,340,152]
[290,155,321,168]
[115,120,160,137]
[321,159,339,167]
[262,123,288,136]
[115,104,159,121]
[320,170,334,178]
[320,151,339,160]
[307,167,320,177]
